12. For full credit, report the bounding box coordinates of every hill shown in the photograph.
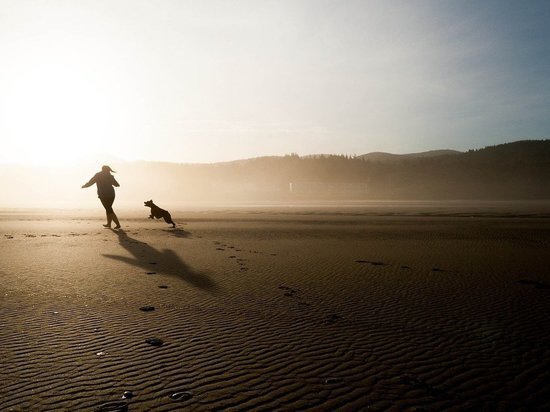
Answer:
[356,149,462,162]
[0,140,549,207]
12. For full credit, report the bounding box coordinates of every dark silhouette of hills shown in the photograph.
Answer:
[1,140,550,207]
[356,149,462,162]
[117,140,550,201]
[361,140,550,199]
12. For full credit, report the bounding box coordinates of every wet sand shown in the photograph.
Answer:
[1,205,549,410]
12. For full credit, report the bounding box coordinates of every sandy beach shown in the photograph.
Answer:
[1,204,549,411]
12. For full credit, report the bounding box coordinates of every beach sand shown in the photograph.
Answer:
[1,204,549,410]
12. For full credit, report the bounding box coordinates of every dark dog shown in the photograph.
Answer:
[144,200,175,227]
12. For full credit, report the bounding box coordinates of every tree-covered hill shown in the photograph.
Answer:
[1,140,549,207]
[118,140,550,201]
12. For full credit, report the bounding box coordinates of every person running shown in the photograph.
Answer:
[82,165,121,229]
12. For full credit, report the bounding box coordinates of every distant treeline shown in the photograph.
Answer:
[1,140,550,207]
[121,139,550,201]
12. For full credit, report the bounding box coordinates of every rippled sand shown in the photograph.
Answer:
[1,206,549,410]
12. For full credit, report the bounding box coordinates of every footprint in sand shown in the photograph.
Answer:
[146,272,157,275]
[398,375,444,396]
[169,391,193,401]
[518,280,550,289]
[121,391,133,400]
[279,285,311,307]
[94,401,128,412]
[216,248,225,251]
[356,260,386,266]
[324,314,342,325]
[139,306,155,312]
[431,267,446,272]
[158,285,169,289]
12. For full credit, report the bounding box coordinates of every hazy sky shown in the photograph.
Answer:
[1,0,549,164]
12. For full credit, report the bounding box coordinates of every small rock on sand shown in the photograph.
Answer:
[121,391,133,400]
[145,338,164,347]
[169,391,193,401]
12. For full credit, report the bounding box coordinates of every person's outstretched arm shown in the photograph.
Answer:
[112,176,120,187]
[81,175,96,189]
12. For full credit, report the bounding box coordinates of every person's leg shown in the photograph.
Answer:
[100,197,115,228]
[103,212,112,227]
[106,196,120,229]
[111,213,121,229]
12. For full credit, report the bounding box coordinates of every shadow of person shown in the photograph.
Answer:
[103,229,218,293]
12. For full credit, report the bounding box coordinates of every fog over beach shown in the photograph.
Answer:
[1,145,550,409]
[2,140,550,210]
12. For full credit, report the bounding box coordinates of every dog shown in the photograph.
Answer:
[144,200,176,227]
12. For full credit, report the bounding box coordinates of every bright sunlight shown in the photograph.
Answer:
[3,63,116,165]
[0,5,144,166]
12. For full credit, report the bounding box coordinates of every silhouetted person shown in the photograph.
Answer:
[82,165,121,229]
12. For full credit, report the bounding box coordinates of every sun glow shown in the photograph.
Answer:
[0,6,145,167]
[3,64,114,166]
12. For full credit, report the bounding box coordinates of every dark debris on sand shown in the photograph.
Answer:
[145,338,164,347]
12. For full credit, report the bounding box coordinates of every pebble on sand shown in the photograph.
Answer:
[145,338,164,347]
[169,391,193,401]
[121,390,133,400]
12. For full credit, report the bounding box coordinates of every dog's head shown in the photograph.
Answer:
[144,200,154,207]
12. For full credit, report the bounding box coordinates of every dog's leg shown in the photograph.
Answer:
[164,213,175,228]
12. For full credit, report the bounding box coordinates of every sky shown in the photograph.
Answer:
[1,0,549,165]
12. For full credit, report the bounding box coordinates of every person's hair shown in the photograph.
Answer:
[102,165,115,173]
